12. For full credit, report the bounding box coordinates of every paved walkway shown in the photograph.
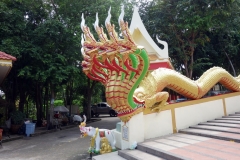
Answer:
[1,118,101,144]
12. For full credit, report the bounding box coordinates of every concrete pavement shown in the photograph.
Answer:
[0,116,119,160]
[1,118,101,144]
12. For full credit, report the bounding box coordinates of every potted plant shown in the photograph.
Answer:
[10,111,26,134]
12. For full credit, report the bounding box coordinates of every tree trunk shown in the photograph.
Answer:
[86,86,92,120]
[183,61,189,78]
[36,82,42,126]
[83,79,97,120]
[224,51,236,77]
[67,80,73,115]
[189,46,195,79]
[39,86,43,123]
[18,89,26,112]
[12,76,17,111]
[44,86,49,119]
[47,83,55,130]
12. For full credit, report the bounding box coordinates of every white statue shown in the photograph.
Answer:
[79,115,116,154]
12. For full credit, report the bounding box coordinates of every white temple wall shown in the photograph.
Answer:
[225,95,240,114]
[114,92,240,150]
[175,100,224,131]
[144,110,173,139]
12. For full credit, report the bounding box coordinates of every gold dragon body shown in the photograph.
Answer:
[81,7,240,123]
[135,67,240,112]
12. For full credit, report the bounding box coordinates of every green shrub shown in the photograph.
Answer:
[54,100,64,106]
[10,111,26,125]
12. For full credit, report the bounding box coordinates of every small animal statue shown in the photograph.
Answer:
[79,115,116,154]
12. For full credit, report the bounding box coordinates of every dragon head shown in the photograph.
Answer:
[80,6,149,123]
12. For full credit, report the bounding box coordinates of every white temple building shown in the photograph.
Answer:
[129,7,174,70]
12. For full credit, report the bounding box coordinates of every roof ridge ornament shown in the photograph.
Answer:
[156,35,168,57]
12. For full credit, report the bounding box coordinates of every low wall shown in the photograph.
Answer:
[114,92,240,149]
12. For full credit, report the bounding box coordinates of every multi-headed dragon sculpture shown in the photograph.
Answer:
[81,6,240,123]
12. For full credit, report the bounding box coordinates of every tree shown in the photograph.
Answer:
[0,0,138,123]
[50,0,137,119]
[1,0,80,125]
[139,0,240,79]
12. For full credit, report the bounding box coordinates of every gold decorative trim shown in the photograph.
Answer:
[148,55,159,61]
[0,60,12,67]
[148,55,172,62]
[222,99,227,116]
[0,63,12,67]
[0,59,12,63]
[171,109,177,133]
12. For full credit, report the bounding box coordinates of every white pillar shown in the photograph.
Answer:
[121,112,144,149]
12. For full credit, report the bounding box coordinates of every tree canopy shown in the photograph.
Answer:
[139,0,240,78]
[0,0,240,125]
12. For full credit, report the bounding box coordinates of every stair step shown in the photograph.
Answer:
[137,140,188,160]
[216,118,240,121]
[229,113,240,116]
[137,133,240,160]
[208,120,240,124]
[199,122,240,128]
[118,149,166,160]
[179,128,240,142]
[190,125,240,134]
[223,116,240,118]
[93,152,126,160]
[235,112,240,114]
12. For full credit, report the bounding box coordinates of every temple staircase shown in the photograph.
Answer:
[94,112,240,160]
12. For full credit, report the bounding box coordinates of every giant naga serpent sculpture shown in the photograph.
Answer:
[81,6,240,123]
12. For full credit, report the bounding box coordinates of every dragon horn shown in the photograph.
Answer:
[83,114,87,123]
[105,7,111,27]
[81,34,85,45]
[94,12,99,31]
[81,13,85,31]
[118,4,124,26]
[81,34,85,55]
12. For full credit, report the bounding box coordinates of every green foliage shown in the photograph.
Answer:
[139,0,240,78]
[54,100,64,106]
[10,110,26,125]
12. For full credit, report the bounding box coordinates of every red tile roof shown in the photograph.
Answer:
[149,61,173,70]
[0,51,16,61]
